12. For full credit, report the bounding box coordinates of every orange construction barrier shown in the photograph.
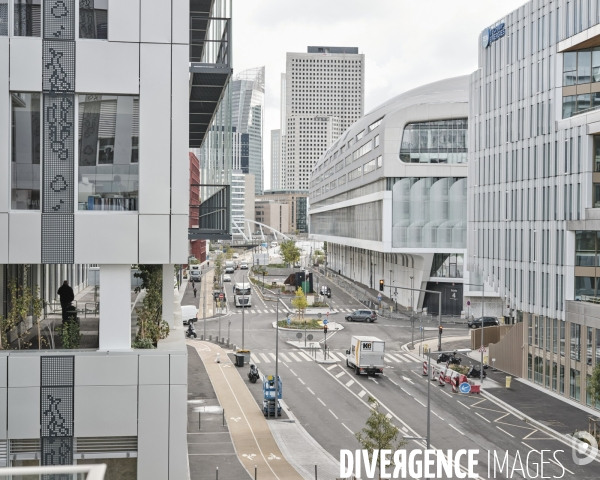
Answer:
[423,361,428,376]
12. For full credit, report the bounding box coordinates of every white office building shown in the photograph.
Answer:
[0,0,197,476]
[282,46,364,191]
[309,76,499,316]
[469,0,600,409]
[271,129,281,191]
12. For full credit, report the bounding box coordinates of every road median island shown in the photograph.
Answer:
[189,340,304,480]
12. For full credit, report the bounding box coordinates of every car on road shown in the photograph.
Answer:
[345,309,377,323]
[320,285,331,298]
[181,305,198,326]
[233,253,239,259]
[468,316,500,328]
[240,262,248,270]
[223,274,231,282]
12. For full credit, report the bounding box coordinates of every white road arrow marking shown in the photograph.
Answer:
[402,376,415,385]
[268,453,281,460]
[230,417,242,423]
[242,453,257,460]
[368,377,379,384]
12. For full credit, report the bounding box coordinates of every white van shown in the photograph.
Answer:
[233,253,239,259]
[181,305,198,325]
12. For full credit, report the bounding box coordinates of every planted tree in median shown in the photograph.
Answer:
[355,396,407,480]
[587,364,600,407]
[291,287,308,321]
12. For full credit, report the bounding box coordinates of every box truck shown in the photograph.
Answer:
[345,336,385,376]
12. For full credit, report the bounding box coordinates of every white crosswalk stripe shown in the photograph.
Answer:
[251,354,261,364]
[259,353,271,363]
[268,353,276,361]
[279,353,291,362]
[298,351,313,361]
[328,351,344,361]
[288,352,302,362]
[402,354,420,363]
[386,354,401,363]
[388,354,405,363]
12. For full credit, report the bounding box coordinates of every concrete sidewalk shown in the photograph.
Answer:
[188,340,304,480]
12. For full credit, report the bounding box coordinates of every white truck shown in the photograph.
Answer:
[345,336,385,376]
[225,261,235,274]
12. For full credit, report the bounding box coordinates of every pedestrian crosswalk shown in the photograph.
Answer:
[231,309,279,315]
[248,350,422,365]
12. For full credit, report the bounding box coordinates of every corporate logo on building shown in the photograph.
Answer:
[483,23,506,48]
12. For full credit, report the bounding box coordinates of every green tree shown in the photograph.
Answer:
[280,240,301,266]
[133,265,169,347]
[225,245,233,260]
[1,267,44,350]
[587,364,600,407]
[214,254,224,287]
[291,287,308,320]
[355,397,407,480]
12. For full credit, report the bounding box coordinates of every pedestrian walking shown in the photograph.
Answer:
[191,280,195,289]
[57,280,75,321]
[193,287,197,298]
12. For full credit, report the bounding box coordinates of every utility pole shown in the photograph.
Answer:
[275,294,280,418]
[410,276,414,348]
[242,273,246,350]
[389,269,392,302]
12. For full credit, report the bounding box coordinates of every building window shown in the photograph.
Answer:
[575,231,598,265]
[430,253,464,278]
[14,0,41,37]
[570,368,581,400]
[363,159,376,174]
[78,95,139,211]
[545,359,550,388]
[560,364,565,394]
[528,316,533,345]
[79,0,108,39]
[561,321,566,357]
[552,361,557,391]
[571,323,581,361]
[597,328,600,366]
[587,327,593,366]
[527,353,533,380]
[0,1,7,36]
[11,92,41,210]
[400,119,468,164]
[374,135,380,148]
[534,356,543,384]
[377,155,382,168]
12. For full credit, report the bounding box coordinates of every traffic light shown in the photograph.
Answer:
[324,326,328,334]
[379,279,384,291]
[438,325,443,336]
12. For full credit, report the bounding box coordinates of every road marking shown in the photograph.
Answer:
[368,378,379,384]
[384,357,392,363]
[335,372,345,378]
[402,376,414,385]
[289,369,297,376]
[298,378,305,385]
[345,380,355,387]
[268,353,277,361]
[298,352,312,361]
[442,391,453,398]
[251,354,261,364]
[330,351,345,361]
[389,379,398,386]
[259,353,271,363]
[358,390,366,398]
[457,401,471,410]
[329,409,339,419]
[401,426,408,433]
[414,398,426,407]
[449,424,464,435]
[318,398,326,406]
[475,412,490,423]
[400,388,410,395]
[388,354,404,363]
[432,411,444,420]
[496,426,514,438]
[403,354,420,363]
[279,353,291,362]
[288,352,302,362]
[341,423,354,435]
[327,364,338,371]
[386,413,392,419]
[307,387,315,395]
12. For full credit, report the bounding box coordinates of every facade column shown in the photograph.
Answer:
[162,264,175,328]
[99,265,132,350]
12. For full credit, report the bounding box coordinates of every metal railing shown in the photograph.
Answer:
[0,464,105,479]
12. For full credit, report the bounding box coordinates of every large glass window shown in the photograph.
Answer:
[399,119,468,164]
[14,0,41,37]
[79,0,108,39]
[594,136,600,172]
[570,368,581,400]
[78,95,139,211]
[11,92,40,210]
[575,231,598,265]
[534,356,543,384]
[571,323,581,361]
[564,52,577,86]
[553,318,558,353]
[552,362,557,391]
[527,353,533,380]
[561,322,565,357]
[430,253,464,278]
[545,359,550,388]
[597,328,600,365]
[560,364,565,394]
[0,1,7,36]
[528,316,533,345]
[587,327,593,366]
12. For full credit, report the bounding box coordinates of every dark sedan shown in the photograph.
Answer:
[468,316,500,328]
[345,309,377,323]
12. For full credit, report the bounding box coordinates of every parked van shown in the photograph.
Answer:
[181,305,198,325]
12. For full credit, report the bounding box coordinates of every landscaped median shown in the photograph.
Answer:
[271,316,344,332]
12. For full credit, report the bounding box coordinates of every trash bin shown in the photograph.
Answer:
[505,376,512,388]
[235,354,245,368]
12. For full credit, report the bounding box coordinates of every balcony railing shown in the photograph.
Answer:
[0,464,105,479]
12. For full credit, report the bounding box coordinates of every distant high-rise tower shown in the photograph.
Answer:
[271,129,281,190]
[231,66,265,195]
[282,46,364,191]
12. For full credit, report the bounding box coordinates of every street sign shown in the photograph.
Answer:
[307,334,313,341]
[377,294,382,301]
[219,293,224,300]
[420,326,424,331]
[323,319,328,325]
[467,301,471,306]
[459,382,471,394]
[479,347,487,353]
[326,311,330,317]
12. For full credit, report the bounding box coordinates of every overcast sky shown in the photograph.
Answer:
[232,0,525,190]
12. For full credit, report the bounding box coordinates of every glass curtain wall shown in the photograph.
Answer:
[400,119,468,164]
[11,92,41,210]
[14,0,41,37]
[78,95,139,211]
[79,0,108,39]
[563,49,600,118]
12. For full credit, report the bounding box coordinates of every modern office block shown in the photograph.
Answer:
[469,0,600,409]
[309,76,499,316]
[282,46,364,191]
[0,0,191,476]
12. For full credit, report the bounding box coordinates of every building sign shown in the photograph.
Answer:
[483,23,506,48]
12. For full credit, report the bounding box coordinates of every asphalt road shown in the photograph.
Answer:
[197,257,598,479]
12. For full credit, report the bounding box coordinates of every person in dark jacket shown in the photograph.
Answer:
[57,281,75,321]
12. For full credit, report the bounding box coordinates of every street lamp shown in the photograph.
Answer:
[410,276,414,348]
[389,269,393,303]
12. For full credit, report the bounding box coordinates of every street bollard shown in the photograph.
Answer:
[222,409,225,426]
[254,465,257,480]
[198,412,201,430]
[506,376,512,388]
[209,335,212,341]
[315,463,317,480]
[216,467,218,480]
